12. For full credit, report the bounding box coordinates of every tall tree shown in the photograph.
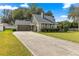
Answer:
[28,3,43,14]
[58,21,71,32]
[12,8,32,20]
[45,11,53,16]
[12,8,24,20]
[68,5,77,22]
[36,8,43,14]
[2,9,13,24]
[68,4,79,30]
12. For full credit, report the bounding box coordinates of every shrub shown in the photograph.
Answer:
[41,28,53,32]
[63,26,69,32]
[12,29,16,31]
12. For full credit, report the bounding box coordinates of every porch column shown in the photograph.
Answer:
[31,25,33,31]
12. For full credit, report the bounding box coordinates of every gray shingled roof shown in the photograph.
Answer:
[15,20,33,25]
[44,15,55,22]
[33,14,55,24]
[15,14,55,25]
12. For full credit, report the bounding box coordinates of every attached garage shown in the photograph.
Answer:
[17,25,32,31]
[15,20,34,31]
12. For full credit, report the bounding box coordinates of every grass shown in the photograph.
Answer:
[40,31,79,43]
[0,30,32,56]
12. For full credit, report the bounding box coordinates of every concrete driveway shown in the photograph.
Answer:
[13,31,79,56]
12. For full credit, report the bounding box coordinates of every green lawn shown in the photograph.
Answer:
[40,31,79,43]
[0,30,32,56]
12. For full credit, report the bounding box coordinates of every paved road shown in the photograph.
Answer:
[13,31,79,56]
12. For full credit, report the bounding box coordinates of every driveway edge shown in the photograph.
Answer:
[13,32,36,56]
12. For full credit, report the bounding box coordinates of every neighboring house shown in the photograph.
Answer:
[15,12,55,32]
[0,24,4,31]
[3,23,16,29]
[0,19,4,31]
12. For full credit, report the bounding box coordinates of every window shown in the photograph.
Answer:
[45,24,47,29]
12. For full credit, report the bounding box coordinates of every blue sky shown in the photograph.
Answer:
[0,3,73,22]
[36,3,69,22]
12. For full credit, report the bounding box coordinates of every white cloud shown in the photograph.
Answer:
[60,15,67,18]
[0,5,18,10]
[55,15,68,22]
[63,3,74,8]
[20,3,29,8]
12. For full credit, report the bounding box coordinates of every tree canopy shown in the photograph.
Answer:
[2,3,54,24]
[68,4,79,21]
[45,11,53,16]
